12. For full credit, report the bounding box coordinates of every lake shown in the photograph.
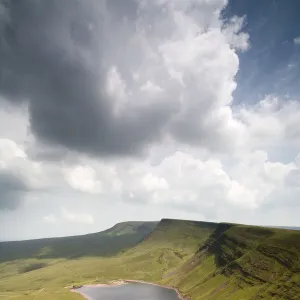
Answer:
[75,282,182,300]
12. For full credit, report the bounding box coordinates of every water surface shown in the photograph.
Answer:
[76,282,181,300]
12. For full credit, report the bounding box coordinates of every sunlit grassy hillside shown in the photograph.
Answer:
[1,219,299,300]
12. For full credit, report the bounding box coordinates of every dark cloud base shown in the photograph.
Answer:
[0,0,169,158]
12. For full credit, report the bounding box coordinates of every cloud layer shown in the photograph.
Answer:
[0,0,248,157]
[0,0,299,240]
[0,170,28,210]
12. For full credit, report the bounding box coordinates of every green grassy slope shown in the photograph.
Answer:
[0,221,157,262]
[164,223,300,300]
[1,219,300,300]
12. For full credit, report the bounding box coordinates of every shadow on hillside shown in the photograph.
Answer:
[0,223,156,262]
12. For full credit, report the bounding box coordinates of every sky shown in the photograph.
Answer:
[0,0,300,241]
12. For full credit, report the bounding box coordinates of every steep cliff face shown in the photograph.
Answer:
[168,223,300,300]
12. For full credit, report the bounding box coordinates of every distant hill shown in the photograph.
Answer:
[269,226,300,231]
[1,219,300,300]
[0,221,157,262]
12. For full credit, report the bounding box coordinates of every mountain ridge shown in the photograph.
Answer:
[1,218,300,299]
[0,221,158,262]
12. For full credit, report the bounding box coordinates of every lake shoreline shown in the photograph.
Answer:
[71,279,190,300]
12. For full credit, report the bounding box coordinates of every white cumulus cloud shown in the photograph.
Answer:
[0,0,300,240]
[294,36,300,45]
[61,208,94,224]
[43,214,57,223]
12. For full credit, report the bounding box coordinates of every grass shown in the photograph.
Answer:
[0,219,300,299]
[0,221,157,262]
